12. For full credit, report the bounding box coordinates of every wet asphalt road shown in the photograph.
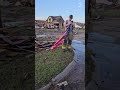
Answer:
[62,40,85,90]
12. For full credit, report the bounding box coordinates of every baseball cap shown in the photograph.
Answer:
[69,15,73,19]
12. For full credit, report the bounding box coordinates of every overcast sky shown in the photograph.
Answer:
[35,0,85,23]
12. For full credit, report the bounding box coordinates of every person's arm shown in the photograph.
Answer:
[64,23,70,27]
[64,20,71,27]
[73,23,75,29]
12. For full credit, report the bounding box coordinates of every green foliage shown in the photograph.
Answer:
[35,47,73,88]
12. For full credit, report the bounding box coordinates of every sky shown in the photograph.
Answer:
[35,0,85,23]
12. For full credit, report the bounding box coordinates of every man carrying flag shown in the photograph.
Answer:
[62,15,74,50]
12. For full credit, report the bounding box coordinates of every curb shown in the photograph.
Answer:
[38,41,83,90]
[38,59,76,90]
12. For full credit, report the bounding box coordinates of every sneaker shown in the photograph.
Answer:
[62,45,66,49]
[68,45,72,49]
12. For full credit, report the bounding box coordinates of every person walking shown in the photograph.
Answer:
[62,15,74,50]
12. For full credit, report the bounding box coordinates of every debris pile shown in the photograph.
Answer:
[35,40,55,51]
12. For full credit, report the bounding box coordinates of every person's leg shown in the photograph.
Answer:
[62,34,68,49]
[68,39,72,45]
[68,32,73,49]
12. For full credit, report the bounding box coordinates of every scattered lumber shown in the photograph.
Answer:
[35,40,55,49]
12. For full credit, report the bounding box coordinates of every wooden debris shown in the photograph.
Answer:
[35,40,55,49]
